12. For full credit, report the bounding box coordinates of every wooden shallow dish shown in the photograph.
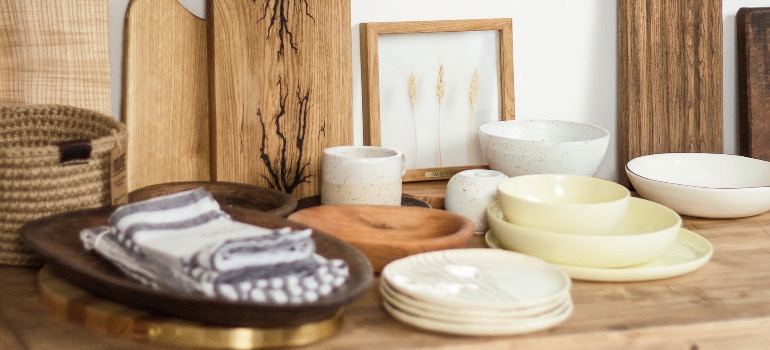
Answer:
[295,194,431,211]
[20,206,373,328]
[288,206,475,272]
[128,181,297,217]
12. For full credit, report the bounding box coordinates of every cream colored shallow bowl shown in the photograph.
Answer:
[497,174,630,235]
[487,198,681,268]
[626,153,770,218]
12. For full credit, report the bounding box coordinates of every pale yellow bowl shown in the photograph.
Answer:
[497,174,630,235]
[487,198,681,268]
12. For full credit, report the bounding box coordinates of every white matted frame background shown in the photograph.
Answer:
[360,18,515,182]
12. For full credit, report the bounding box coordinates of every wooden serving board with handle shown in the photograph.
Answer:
[617,0,723,186]
[737,7,770,162]
[123,0,210,191]
[0,0,111,115]
[208,0,353,199]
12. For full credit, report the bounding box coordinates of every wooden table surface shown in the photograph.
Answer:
[3,191,770,349]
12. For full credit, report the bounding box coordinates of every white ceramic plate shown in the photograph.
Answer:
[380,279,572,321]
[486,229,713,282]
[381,296,573,336]
[381,248,571,309]
[381,284,572,325]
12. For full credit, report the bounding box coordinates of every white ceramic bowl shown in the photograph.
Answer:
[497,174,630,235]
[626,153,770,218]
[479,119,610,177]
[487,198,681,268]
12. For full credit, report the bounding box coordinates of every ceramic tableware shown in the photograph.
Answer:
[379,248,573,336]
[626,153,770,218]
[321,146,406,206]
[381,248,571,310]
[381,297,573,336]
[479,119,609,177]
[380,279,571,320]
[485,229,713,282]
[487,199,681,268]
[444,169,508,234]
[497,174,630,235]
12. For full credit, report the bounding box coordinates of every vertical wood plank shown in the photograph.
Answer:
[123,0,210,191]
[618,0,723,186]
[0,1,111,115]
[737,8,770,162]
[208,0,353,198]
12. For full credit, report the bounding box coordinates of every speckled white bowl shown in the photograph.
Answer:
[445,169,509,234]
[626,153,770,218]
[479,120,610,177]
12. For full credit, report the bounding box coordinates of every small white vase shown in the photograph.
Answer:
[445,169,508,234]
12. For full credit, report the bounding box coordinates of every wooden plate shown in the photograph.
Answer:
[295,194,431,211]
[288,205,474,273]
[128,181,297,217]
[20,206,373,328]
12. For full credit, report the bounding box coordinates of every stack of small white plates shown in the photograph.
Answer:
[380,248,573,336]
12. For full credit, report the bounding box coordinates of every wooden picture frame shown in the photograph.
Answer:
[360,19,515,182]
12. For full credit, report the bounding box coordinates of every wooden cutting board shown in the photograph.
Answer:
[123,0,210,191]
[737,7,770,162]
[617,0,723,186]
[208,0,353,199]
[0,0,110,115]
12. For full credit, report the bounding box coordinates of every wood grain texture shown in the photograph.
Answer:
[208,0,353,199]
[7,209,770,348]
[288,205,474,272]
[737,7,770,162]
[122,0,210,191]
[403,180,448,209]
[617,0,723,187]
[0,0,111,115]
[0,315,24,350]
[360,19,515,182]
[38,267,343,349]
[127,180,298,217]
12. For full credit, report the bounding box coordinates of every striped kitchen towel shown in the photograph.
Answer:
[80,188,350,304]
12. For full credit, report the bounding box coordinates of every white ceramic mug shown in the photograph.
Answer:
[321,146,407,206]
[445,169,508,234]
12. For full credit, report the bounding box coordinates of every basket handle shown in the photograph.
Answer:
[57,139,92,165]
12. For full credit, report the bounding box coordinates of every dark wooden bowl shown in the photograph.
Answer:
[128,181,297,217]
[288,205,475,273]
[20,206,373,328]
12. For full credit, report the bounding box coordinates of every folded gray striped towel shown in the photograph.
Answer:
[183,227,320,283]
[108,188,229,254]
[80,188,350,304]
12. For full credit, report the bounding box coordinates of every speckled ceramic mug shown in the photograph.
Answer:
[445,169,509,234]
[321,146,407,206]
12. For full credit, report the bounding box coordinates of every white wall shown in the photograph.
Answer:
[107,0,770,182]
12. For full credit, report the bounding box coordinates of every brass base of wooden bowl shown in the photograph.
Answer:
[37,266,343,349]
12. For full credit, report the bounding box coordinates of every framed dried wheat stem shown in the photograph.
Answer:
[360,18,514,182]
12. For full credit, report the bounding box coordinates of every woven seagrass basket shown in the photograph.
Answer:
[0,105,127,266]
